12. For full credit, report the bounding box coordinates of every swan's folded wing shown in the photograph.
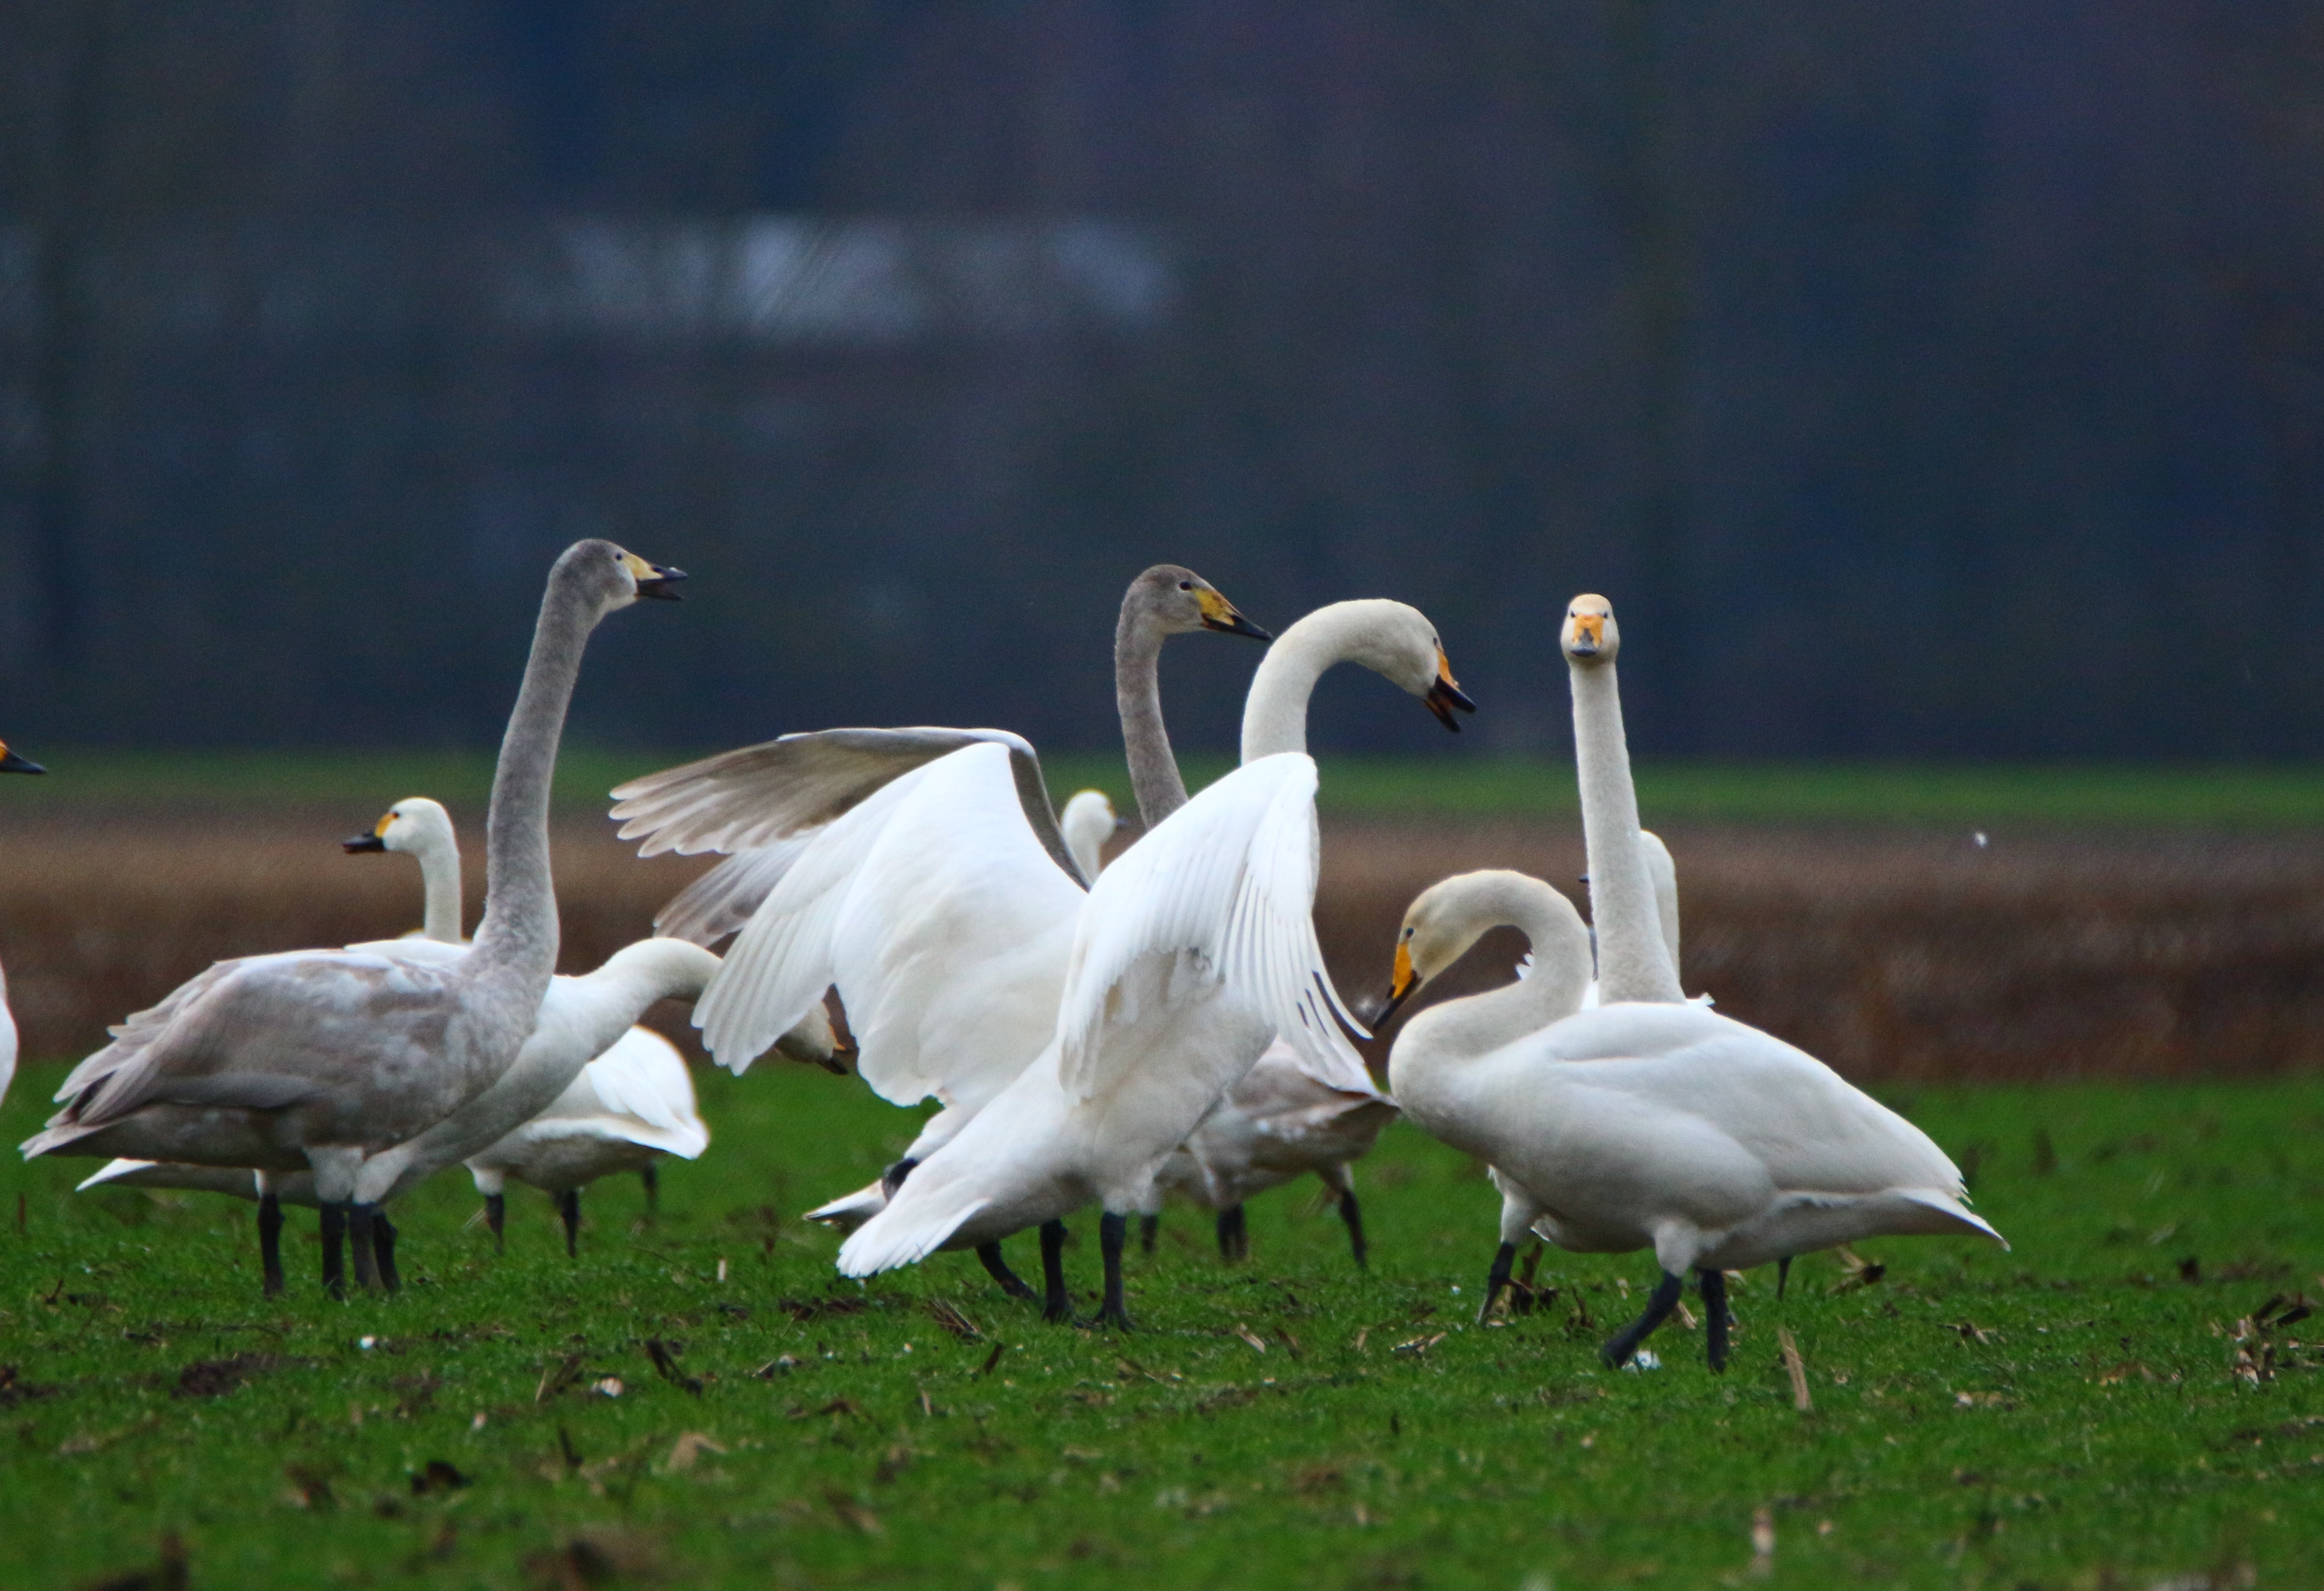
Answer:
[692,743,1087,1105]
[579,1028,694,1135]
[27,951,474,1151]
[1055,753,1367,1103]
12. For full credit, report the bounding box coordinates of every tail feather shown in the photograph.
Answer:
[1900,1186,2009,1249]
[805,1179,888,1233]
[837,1196,992,1277]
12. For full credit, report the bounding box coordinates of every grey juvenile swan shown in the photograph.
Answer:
[24,540,683,1294]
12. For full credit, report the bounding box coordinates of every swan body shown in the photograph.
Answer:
[835,599,1472,1324]
[0,738,46,1106]
[24,541,684,1293]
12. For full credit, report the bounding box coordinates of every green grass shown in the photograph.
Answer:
[4,1067,2321,1588]
[25,747,2324,827]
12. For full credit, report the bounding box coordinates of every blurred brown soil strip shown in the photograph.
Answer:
[8,812,2324,1083]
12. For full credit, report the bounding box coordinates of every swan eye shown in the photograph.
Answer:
[1179,581,1193,591]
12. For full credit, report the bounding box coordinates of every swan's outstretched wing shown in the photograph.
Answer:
[1055,752,1367,1104]
[691,743,1087,1107]
[611,726,1087,885]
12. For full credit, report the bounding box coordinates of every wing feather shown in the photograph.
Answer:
[691,744,1086,1108]
[1054,753,1366,1103]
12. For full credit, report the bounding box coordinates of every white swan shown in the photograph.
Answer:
[1379,595,2003,1369]
[340,797,466,942]
[464,1024,708,1254]
[25,540,685,1294]
[832,599,1473,1327]
[613,567,1271,1299]
[1058,789,1122,885]
[0,738,46,1108]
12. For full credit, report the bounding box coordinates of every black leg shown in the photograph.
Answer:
[1600,1270,1686,1369]
[350,1203,381,1291]
[557,1190,582,1257]
[321,1201,348,1299]
[1337,1187,1369,1269]
[1040,1220,1073,1324]
[257,1194,285,1298]
[1699,1269,1729,1372]
[977,1242,1038,1303]
[1478,1241,1518,1323]
[1215,1203,1247,1262]
[1096,1212,1135,1331]
[372,1211,401,1294]
[1776,1255,1791,1300]
[640,1162,660,1215]
[1139,1214,1158,1254]
[484,1193,506,1252]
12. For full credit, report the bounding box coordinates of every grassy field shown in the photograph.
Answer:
[23,747,2324,827]
[5,1062,2321,1589]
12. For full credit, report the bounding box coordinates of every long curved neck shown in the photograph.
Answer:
[1115,601,1188,827]
[1571,659,1683,1004]
[413,829,465,945]
[569,942,719,1050]
[471,569,595,975]
[1240,603,1375,763]
[1402,879,1593,1080]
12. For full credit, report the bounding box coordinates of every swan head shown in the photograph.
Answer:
[344,796,456,858]
[1129,565,1272,641]
[1379,868,1588,1025]
[561,538,687,611]
[1562,594,1619,665]
[1058,789,1123,882]
[0,740,44,775]
[1306,600,1477,731]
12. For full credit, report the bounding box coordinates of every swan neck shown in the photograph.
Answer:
[1115,599,1187,826]
[1240,609,1357,762]
[1392,879,1590,1094]
[472,564,595,977]
[1572,660,1683,1004]
[415,826,465,945]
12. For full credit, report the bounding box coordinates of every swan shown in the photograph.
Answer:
[832,598,1474,1327]
[1378,595,2003,1369]
[614,566,1272,1300]
[464,1023,708,1254]
[24,539,685,1295]
[0,738,46,1108]
[1058,790,1123,885]
[79,789,766,1290]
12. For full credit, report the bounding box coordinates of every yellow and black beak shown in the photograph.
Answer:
[1195,587,1272,641]
[1424,649,1477,732]
[622,551,687,601]
[0,744,45,775]
[343,811,392,853]
[1566,612,1606,658]
[1377,940,1421,1026]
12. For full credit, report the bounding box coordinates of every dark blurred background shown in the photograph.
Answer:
[5,2,2322,760]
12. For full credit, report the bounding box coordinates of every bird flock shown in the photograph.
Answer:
[6,542,2003,1372]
